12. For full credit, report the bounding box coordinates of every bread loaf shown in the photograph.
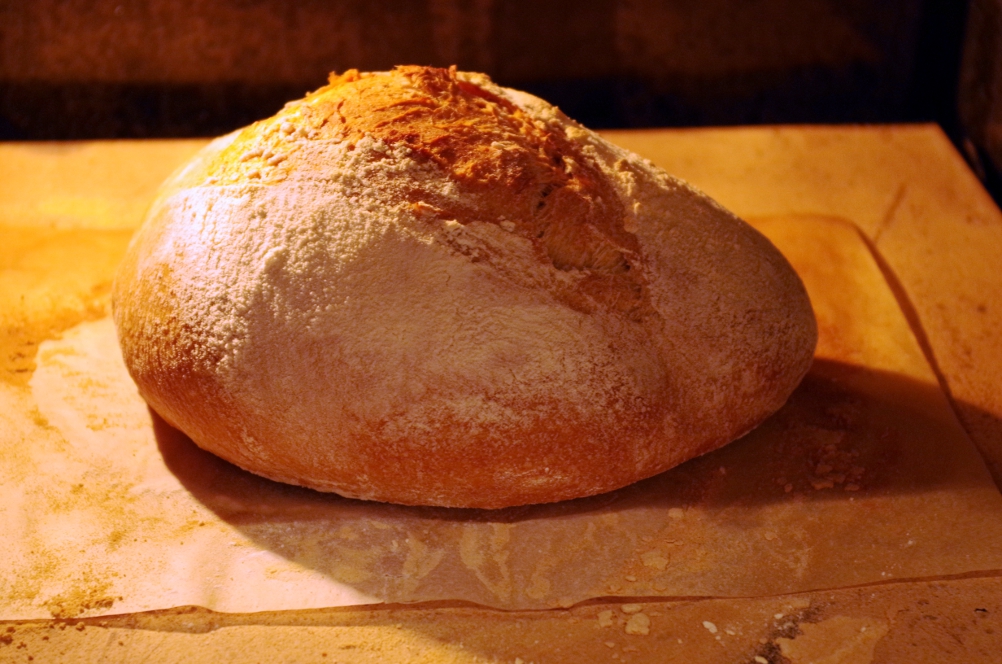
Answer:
[113,66,817,508]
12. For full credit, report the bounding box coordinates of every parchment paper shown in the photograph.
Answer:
[3,215,1002,619]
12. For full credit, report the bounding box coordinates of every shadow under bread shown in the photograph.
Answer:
[153,356,1000,607]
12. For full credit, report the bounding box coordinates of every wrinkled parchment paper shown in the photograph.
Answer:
[4,215,1002,619]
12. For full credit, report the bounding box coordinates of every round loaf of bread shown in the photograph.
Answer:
[113,66,816,508]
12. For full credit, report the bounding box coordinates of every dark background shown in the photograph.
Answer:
[1,0,997,190]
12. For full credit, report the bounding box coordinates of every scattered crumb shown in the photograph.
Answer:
[763,531,778,541]
[621,604,643,614]
[624,575,637,582]
[604,641,616,648]
[810,441,866,491]
[702,621,718,634]
[598,610,615,627]
[667,508,684,520]
[44,581,118,619]
[774,613,784,619]
[755,657,769,663]
[641,549,669,570]
[625,613,651,635]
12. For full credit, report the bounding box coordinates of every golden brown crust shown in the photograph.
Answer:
[209,66,648,319]
[113,66,817,508]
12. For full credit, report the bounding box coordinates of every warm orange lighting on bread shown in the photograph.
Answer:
[113,66,816,508]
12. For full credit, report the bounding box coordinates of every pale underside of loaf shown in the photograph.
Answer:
[113,67,816,508]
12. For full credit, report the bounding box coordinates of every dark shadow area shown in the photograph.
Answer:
[0,61,954,141]
[0,82,306,141]
[151,357,1002,609]
[0,1,971,139]
[518,65,906,131]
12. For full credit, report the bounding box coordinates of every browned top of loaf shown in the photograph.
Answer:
[115,66,817,507]
[207,65,648,318]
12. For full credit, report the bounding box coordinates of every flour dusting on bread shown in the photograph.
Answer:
[114,66,816,508]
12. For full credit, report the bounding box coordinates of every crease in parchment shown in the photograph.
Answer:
[852,227,980,465]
